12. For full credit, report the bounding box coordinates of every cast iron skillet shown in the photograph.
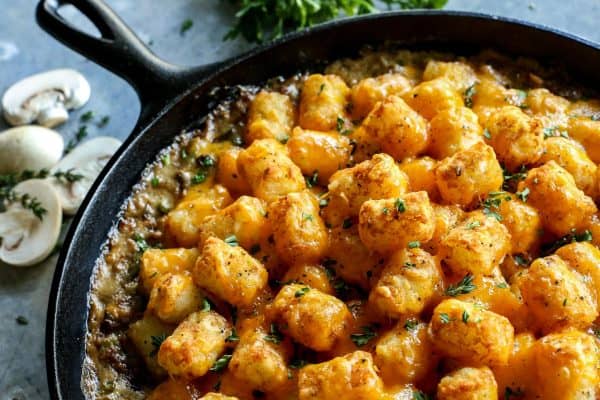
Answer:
[36,0,600,398]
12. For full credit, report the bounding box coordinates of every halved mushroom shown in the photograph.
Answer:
[0,179,62,267]
[2,69,90,127]
[49,136,122,215]
[0,126,64,174]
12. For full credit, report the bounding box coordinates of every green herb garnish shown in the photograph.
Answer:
[149,333,167,356]
[463,84,476,108]
[445,274,476,297]
[403,318,418,331]
[395,198,406,212]
[295,286,310,298]
[224,235,239,247]
[209,354,232,372]
[264,323,284,344]
[305,170,319,188]
[180,19,194,35]
[350,324,377,347]
[407,241,420,249]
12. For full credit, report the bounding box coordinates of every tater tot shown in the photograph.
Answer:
[430,299,514,366]
[282,264,334,295]
[358,191,435,254]
[299,74,350,131]
[525,88,570,116]
[166,184,233,247]
[517,161,597,236]
[157,311,231,379]
[286,127,352,183]
[399,156,439,200]
[246,90,295,144]
[538,136,597,196]
[534,329,600,400]
[148,273,204,324]
[298,351,384,400]
[216,147,252,195]
[374,319,437,385]
[427,204,464,253]
[267,190,328,265]
[517,255,597,333]
[435,142,503,207]
[360,95,429,160]
[491,332,537,397]
[128,314,175,377]
[326,225,381,289]
[193,237,268,307]
[350,73,412,119]
[438,211,510,276]
[140,248,200,294]
[556,241,600,304]
[270,284,351,351]
[471,78,511,125]
[198,195,268,250]
[486,106,544,171]
[325,153,409,225]
[497,194,542,254]
[404,77,463,120]
[369,248,441,317]
[423,60,478,92]
[147,379,200,400]
[237,138,305,203]
[228,325,291,392]
[437,367,498,400]
[427,106,483,159]
[568,117,600,163]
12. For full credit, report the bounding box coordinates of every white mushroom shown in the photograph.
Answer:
[49,136,122,215]
[2,69,90,127]
[0,179,62,267]
[0,126,64,174]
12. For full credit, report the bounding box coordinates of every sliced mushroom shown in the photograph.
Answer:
[2,69,90,127]
[0,125,64,174]
[0,179,62,267]
[49,136,122,215]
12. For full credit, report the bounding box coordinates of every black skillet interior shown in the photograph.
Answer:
[36,0,600,398]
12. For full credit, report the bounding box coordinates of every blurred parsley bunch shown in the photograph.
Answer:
[225,0,448,43]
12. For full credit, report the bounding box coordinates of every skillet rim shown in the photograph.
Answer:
[44,9,600,400]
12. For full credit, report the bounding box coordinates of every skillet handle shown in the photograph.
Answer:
[35,0,219,127]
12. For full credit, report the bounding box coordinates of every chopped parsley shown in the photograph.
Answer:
[350,325,377,347]
[197,154,216,168]
[502,165,528,191]
[395,198,406,212]
[97,115,110,128]
[133,234,149,252]
[305,171,319,188]
[264,323,284,344]
[160,154,170,166]
[226,329,240,342]
[463,84,476,108]
[149,333,167,356]
[407,241,420,249]
[481,191,510,221]
[403,318,419,331]
[209,354,232,372]
[224,235,239,247]
[516,187,530,202]
[151,176,160,187]
[80,110,94,122]
[543,126,569,139]
[319,197,329,208]
[445,274,476,297]
[295,286,310,298]
[180,19,194,35]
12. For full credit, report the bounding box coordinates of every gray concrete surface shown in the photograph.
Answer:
[0,0,599,398]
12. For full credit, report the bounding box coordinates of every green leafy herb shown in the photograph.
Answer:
[53,169,84,184]
[192,171,207,184]
[502,165,528,191]
[483,128,491,139]
[224,235,239,247]
[80,110,94,122]
[462,310,470,323]
[197,155,216,168]
[481,191,510,221]
[403,318,418,331]
[439,313,451,324]
[463,84,476,108]
[516,187,530,202]
[160,154,170,166]
[543,228,593,254]
[413,390,431,400]
[65,126,89,154]
[149,333,167,356]
[225,0,448,44]
[15,315,28,325]
[226,329,240,342]
[543,126,569,139]
[97,115,110,128]
[466,220,480,229]
[151,176,160,187]
[305,170,319,188]
[407,241,420,249]
[180,19,194,35]
[18,193,47,220]
[382,207,389,215]
[319,197,329,208]
[496,282,509,289]
[350,325,377,347]
[295,286,310,298]
[209,354,233,372]
[394,198,406,212]
[445,274,476,297]
[201,298,212,312]
[133,234,149,252]
[404,262,416,268]
[264,323,284,344]
[336,116,345,133]
[289,359,308,369]
[302,213,314,221]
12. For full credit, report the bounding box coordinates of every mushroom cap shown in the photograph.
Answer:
[0,125,64,174]
[49,136,122,215]
[0,179,62,267]
[2,68,90,127]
